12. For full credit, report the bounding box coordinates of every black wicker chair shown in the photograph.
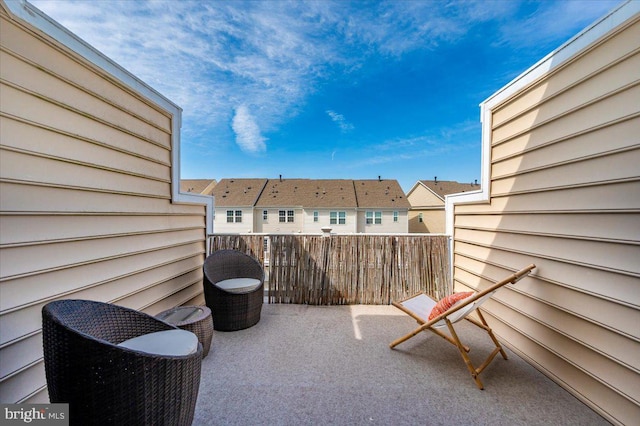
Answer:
[42,299,202,426]
[203,249,264,331]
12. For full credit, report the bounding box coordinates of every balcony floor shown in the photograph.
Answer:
[194,304,607,425]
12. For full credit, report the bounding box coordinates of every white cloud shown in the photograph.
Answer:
[326,110,354,132]
[28,0,615,155]
[231,105,266,154]
[28,0,503,141]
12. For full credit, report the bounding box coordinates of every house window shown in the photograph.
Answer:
[279,210,294,223]
[393,211,398,223]
[263,210,268,221]
[226,210,242,223]
[418,213,423,223]
[366,211,382,225]
[313,211,319,222]
[330,211,346,225]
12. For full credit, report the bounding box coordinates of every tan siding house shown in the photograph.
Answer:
[446,3,640,424]
[0,0,212,403]
[407,180,479,233]
[180,179,217,196]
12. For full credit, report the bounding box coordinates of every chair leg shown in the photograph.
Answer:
[428,327,471,352]
[446,319,484,390]
[467,311,508,360]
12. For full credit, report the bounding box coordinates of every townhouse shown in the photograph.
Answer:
[407,178,479,233]
[212,177,410,233]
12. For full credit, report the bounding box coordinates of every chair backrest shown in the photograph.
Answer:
[426,264,536,327]
[203,249,264,285]
[444,291,496,324]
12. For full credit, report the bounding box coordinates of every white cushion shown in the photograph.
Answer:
[118,329,198,356]
[216,278,261,293]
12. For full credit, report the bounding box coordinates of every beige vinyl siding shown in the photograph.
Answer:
[451,10,639,426]
[407,185,444,206]
[407,184,446,233]
[0,5,206,404]
[409,210,445,233]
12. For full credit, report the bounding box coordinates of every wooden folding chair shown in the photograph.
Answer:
[390,264,536,389]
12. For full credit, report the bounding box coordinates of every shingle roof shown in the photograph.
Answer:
[353,179,410,208]
[256,179,357,208]
[420,180,480,199]
[212,178,268,206]
[180,179,217,195]
[215,178,410,209]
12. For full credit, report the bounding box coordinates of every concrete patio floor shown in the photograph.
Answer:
[194,304,608,426]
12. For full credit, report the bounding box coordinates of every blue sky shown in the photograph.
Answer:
[31,0,622,192]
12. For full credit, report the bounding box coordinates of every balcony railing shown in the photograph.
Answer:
[208,234,451,305]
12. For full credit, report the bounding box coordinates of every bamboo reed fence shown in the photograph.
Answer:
[208,234,450,305]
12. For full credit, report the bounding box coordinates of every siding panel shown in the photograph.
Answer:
[451,8,640,425]
[491,149,640,195]
[0,148,170,197]
[491,20,640,128]
[1,229,203,279]
[0,84,171,164]
[455,228,639,274]
[0,16,172,133]
[0,214,200,245]
[455,212,639,243]
[491,83,640,147]
[454,246,639,305]
[1,50,170,143]
[492,118,639,176]
[454,181,640,213]
[0,117,170,181]
[0,6,206,404]
[487,310,640,426]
